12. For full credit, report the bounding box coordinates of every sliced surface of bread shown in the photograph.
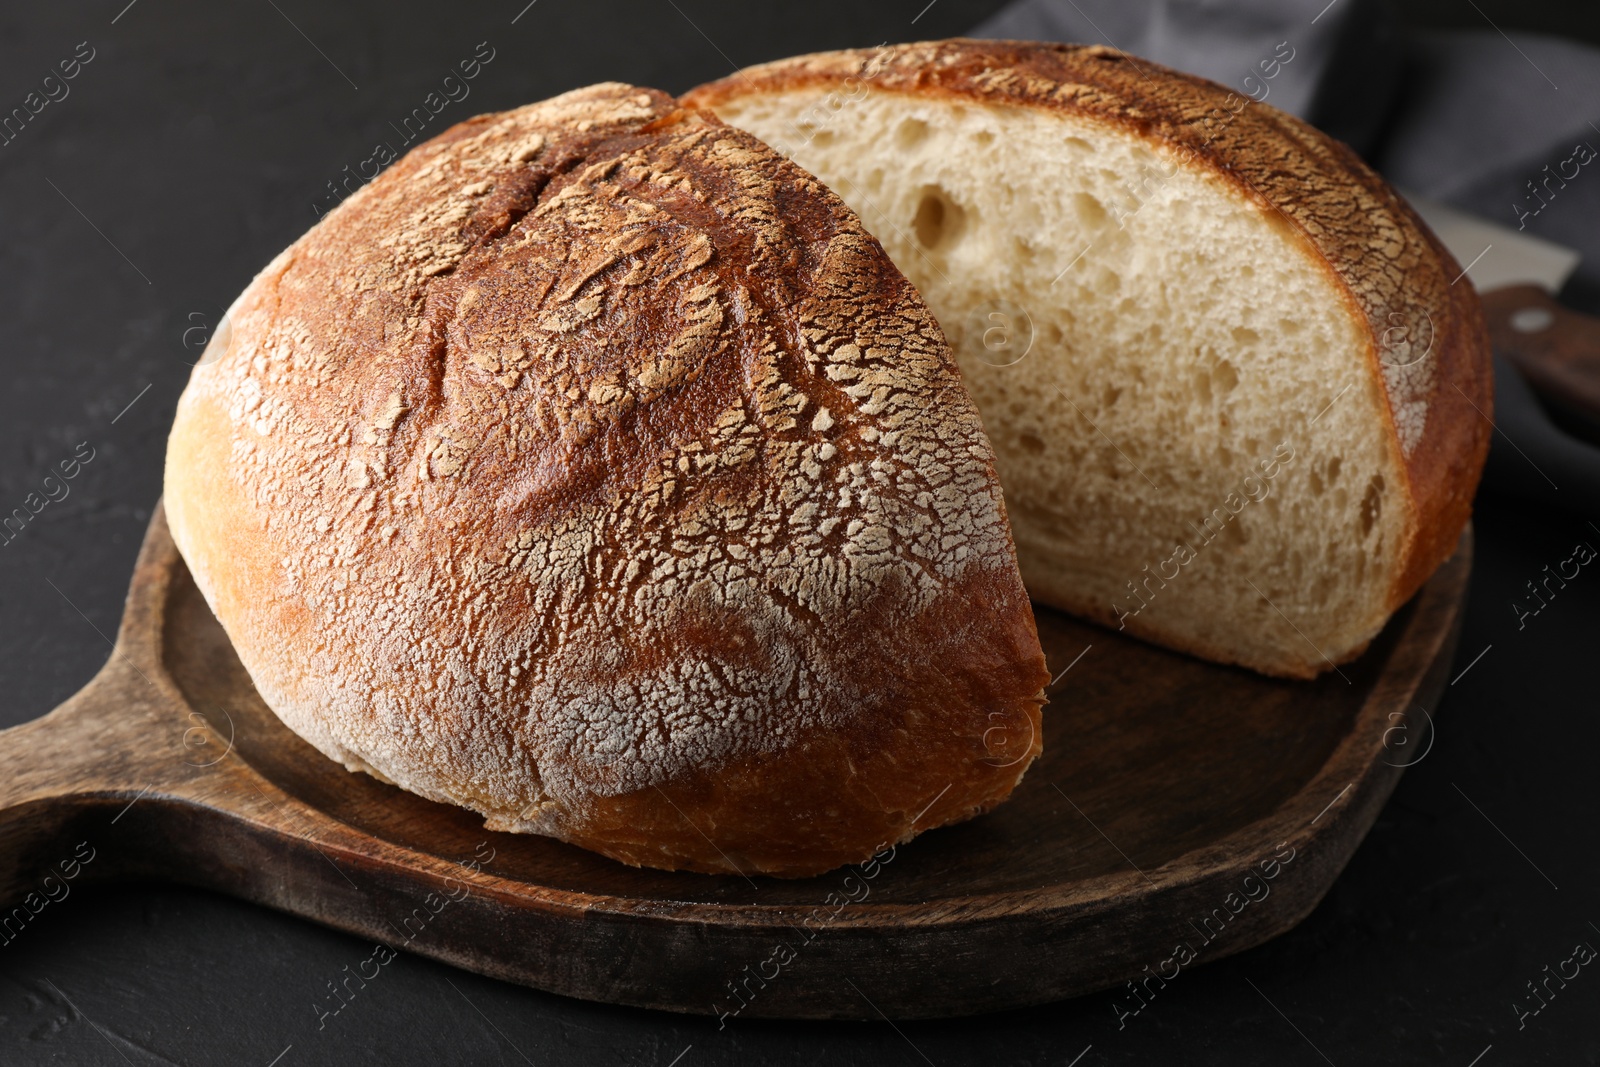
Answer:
[685,40,1492,678]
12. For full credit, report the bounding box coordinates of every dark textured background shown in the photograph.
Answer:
[0,1,1596,1064]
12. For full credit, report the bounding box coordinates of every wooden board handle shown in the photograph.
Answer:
[0,670,172,903]
[0,506,232,905]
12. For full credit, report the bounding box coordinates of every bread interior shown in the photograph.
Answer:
[708,88,1409,676]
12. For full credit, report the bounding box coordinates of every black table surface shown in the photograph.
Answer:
[1,2,1596,1064]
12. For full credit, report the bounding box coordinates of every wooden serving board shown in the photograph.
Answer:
[0,506,1469,1020]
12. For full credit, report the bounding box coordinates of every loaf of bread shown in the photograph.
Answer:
[164,82,1050,877]
[685,40,1493,678]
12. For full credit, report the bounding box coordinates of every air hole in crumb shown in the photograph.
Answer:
[1065,137,1094,154]
[811,129,835,147]
[974,130,995,146]
[866,168,884,191]
[1019,431,1046,455]
[1073,192,1107,228]
[1213,359,1239,394]
[1103,385,1123,406]
[1326,456,1342,483]
[912,186,966,251]
[1359,474,1384,537]
[1231,327,1259,347]
[1309,469,1325,496]
[896,118,930,149]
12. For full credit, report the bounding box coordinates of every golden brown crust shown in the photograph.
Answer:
[164,81,1048,878]
[684,39,1492,626]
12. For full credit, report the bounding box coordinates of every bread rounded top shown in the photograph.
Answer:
[164,81,1047,858]
[684,39,1493,613]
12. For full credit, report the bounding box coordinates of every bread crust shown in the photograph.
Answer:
[685,40,1492,664]
[164,82,1048,877]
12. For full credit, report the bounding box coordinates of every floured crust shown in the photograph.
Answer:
[164,82,1049,877]
[684,39,1492,630]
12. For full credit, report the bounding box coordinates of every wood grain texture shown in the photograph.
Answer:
[0,506,1470,1020]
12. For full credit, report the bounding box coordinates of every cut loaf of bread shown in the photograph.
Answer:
[685,40,1492,678]
[164,83,1049,877]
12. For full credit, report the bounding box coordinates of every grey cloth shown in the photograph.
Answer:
[977,0,1335,117]
[975,0,1404,152]
[974,0,1600,516]
[1378,30,1600,287]
[1340,28,1600,517]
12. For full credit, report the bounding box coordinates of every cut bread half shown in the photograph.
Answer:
[684,40,1492,679]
